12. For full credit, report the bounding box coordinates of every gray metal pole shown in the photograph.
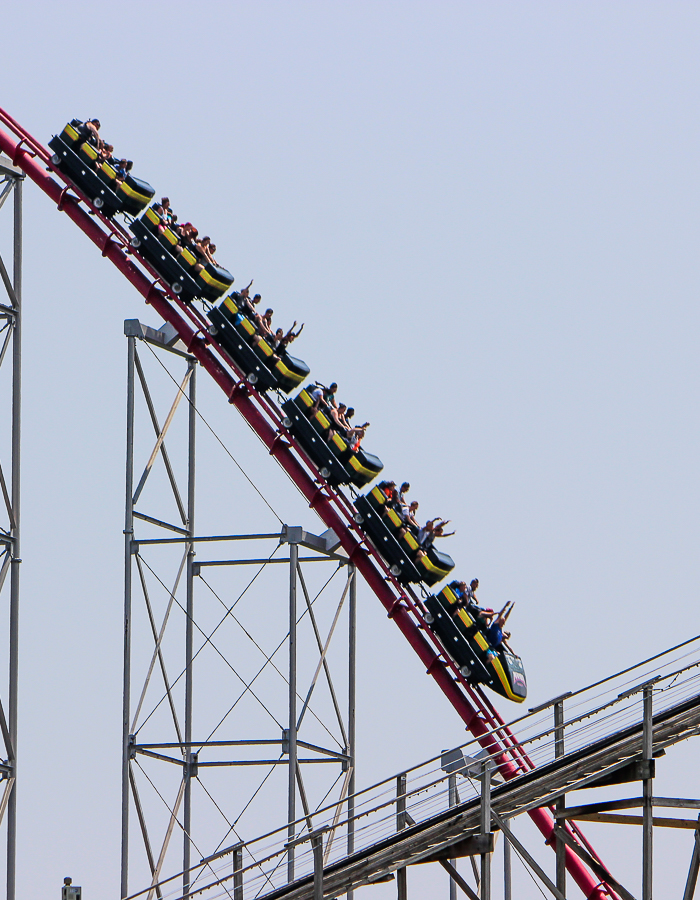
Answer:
[503,818,511,900]
[642,685,653,900]
[183,359,196,899]
[121,335,136,899]
[554,700,565,897]
[682,815,700,900]
[480,760,491,900]
[397,773,407,900]
[312,832,324,900]
[233,843,243,900]
[448,774,458,900]
[287,541,298,883]
[7,172,22,900]
[347,566,356,900]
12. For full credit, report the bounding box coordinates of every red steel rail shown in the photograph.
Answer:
[0,110,616,899]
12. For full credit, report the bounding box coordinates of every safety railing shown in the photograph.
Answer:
[122,634,700,900]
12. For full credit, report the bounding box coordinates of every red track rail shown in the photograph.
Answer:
[0,112,617,899]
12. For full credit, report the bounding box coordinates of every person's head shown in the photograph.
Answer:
[275,328,284,338]
[329,382,338,392]
[200,236,211,245]
[264,308,273,317]
[385,480,396,489]
[346,407,355,419]
[171,214,178,224]
[409,501,419,512]
[338,403,347,412]
[253,293,261,303]
[161,197,170,207]
[470,578,479,590]
[126,160,133,171]
[400,482,410,493]
[90,119,101,129]
[209,243,217,254]
[105,144,114,153]
[120,159,127,167]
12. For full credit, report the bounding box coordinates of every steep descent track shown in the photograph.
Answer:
[0,109,617,899]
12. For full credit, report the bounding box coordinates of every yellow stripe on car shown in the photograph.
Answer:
[348,456,375,478]
[274,360,303,384]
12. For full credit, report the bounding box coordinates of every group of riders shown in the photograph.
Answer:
[75,116,517,664]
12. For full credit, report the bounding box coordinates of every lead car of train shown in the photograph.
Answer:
[48,120,526,703]
[424,585,527,703]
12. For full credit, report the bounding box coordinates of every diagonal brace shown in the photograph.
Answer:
[133,363,192,506]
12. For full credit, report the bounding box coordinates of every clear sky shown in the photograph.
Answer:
[2,1,700,897]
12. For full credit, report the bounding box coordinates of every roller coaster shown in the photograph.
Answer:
[0,109,651,898]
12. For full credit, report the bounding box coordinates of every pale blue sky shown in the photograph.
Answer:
[2,2,700,897]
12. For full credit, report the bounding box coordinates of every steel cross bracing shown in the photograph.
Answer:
[0,154,22,900]
[125,649,700,900]
[122,322,358,900]
[0,108,620,898]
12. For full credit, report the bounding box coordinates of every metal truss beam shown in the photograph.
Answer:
[0,155,21,900]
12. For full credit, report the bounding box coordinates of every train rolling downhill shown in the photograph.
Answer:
[43,118,527,704]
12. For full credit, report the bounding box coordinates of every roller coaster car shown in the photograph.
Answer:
[424,585,527,703]
[48,122,154,218]
[281,388,383,488]
[207,294,310,393]
[353,486,455,587]
[129,207,234,303]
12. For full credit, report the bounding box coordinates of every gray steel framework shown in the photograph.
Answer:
[0,155,22,900]
[126,643,700,900]
[121,321,357,900]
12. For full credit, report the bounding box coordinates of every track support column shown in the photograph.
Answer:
[448,773,458,900]
[287,538,299,883]
[232,843,243,900]
[503,818,511,900]
[397,773,408,900]
[480,759,492,900]
[183,358,197,899]
[6,160,22,900]
[642,684,653,900]
[347,564,356,900]
[554,699,566,897]
[121,334,136,899]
